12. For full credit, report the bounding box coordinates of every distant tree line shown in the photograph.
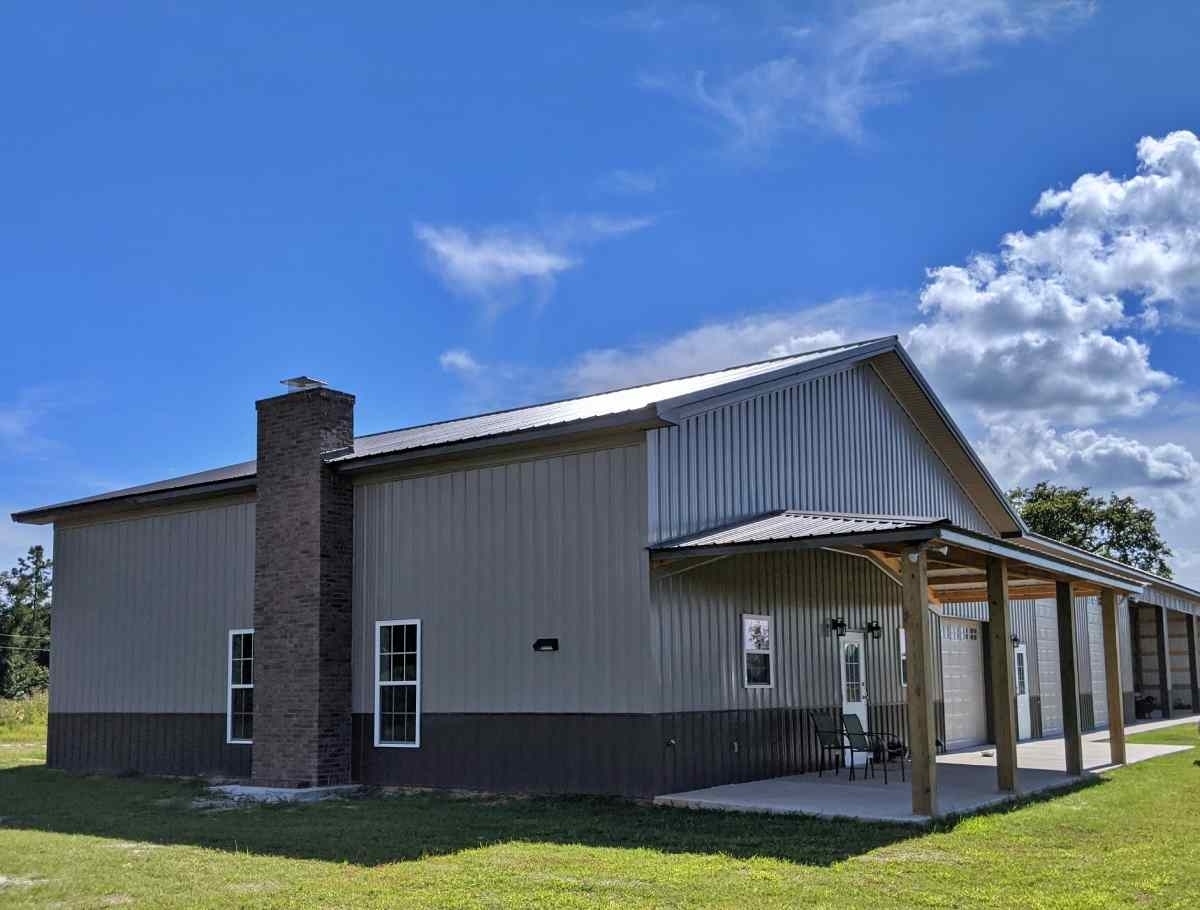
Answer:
[0,546,52,699]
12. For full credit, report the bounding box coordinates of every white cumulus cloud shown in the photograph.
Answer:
[907,130,1200,423]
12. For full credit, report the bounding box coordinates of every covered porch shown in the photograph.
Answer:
[654,716,1196,824]
[651,511,1147,818]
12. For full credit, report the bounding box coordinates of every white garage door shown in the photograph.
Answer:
[1088,602,1108,728]
[941,619,987,750]
[1037,600,1063,736]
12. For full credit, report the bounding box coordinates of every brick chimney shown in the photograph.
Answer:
[251,377,355,788]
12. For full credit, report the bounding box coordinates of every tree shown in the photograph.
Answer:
[1009,483,1174,578]
[0,545,52,698]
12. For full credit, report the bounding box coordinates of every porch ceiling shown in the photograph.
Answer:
[649,511,1143,604]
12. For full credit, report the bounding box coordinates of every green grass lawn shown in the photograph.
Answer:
[0,717,1198,908]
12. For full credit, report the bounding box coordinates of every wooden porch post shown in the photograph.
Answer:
[986,557,1018,792]
[1056,581,1084,776]
[1100,589,1126,766]
[902,545,937,817]
[1157,606,1172,719]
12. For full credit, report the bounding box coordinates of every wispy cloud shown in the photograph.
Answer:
[600,169,660,195]
[414,214,655,313]
[597,3,720,33]
[438,348,483,377]
[643,0,1092,152]
[0,387,67,457]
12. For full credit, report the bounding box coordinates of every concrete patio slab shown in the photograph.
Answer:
[654,716,1197,825]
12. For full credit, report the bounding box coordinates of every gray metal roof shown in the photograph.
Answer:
[330,338,886,464]
[13,338,887,524]
[654,510,952,550]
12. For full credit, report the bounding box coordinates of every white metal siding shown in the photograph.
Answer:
[352,442,654,715]
[941,619,987,749]
[647,363,994,545]
[50,501,256,713]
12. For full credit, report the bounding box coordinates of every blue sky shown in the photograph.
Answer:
[4,2,1200,583]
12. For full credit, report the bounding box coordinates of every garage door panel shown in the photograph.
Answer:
[941,619,987,749]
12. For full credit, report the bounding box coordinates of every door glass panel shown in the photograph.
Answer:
[843,642,862,702]
[1016,651,1027,696]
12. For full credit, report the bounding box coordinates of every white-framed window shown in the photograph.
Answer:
[898,627,908,688]
[742,614,773,688]
[374,619,421,748]
[227,629,254,744]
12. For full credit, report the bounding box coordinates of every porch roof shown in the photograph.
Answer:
[650,510,1144,603]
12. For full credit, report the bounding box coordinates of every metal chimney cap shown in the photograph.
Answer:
[281,376,328,392]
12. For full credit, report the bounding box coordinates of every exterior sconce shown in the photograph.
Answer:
[865,620,883,640]
[1011,634,1021,646]
[830,618,847,637]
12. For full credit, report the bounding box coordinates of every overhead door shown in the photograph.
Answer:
[941,618,987,750]
[1037,600,1063,735]
[1087,602,1108,728]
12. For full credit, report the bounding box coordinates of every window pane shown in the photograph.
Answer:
[379,652,392,683]
[401,653,417,682]
[746,653,771,686]
[403,624,416,652]
[743,618,770,652]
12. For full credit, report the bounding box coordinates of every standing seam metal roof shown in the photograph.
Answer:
[653,510,952,550]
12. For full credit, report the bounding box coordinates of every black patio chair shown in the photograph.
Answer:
[839,715,877,782]
[810,711,844,777]
[843,713,905,784]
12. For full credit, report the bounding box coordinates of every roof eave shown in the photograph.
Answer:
[11,476,258,526]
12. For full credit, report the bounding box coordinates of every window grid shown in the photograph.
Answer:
[375,620,421,748]
[227,629,254,744]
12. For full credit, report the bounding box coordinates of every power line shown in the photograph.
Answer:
[0,644,50,653]
[0,632,50,641]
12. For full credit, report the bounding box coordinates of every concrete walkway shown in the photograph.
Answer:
[653,715,1197,825]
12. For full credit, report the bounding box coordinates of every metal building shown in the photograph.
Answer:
[13,336,1200,813]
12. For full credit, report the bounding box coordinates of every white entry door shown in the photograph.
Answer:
[1015,644,1031,740]
[840,631,868,765]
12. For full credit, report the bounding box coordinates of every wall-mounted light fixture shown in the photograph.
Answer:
[830,618,847,638]
[1011,634,1021,646]
[532,638,560,652]
[865,620,883,641]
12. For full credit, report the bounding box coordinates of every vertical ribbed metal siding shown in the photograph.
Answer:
[647,364,993,544]
[50,501,256,713]
[1074,595,1094,698]
[1119,598,1134,694]
[1136,586,1200,617]
[651,549,936,714]
[352,442,653,715]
